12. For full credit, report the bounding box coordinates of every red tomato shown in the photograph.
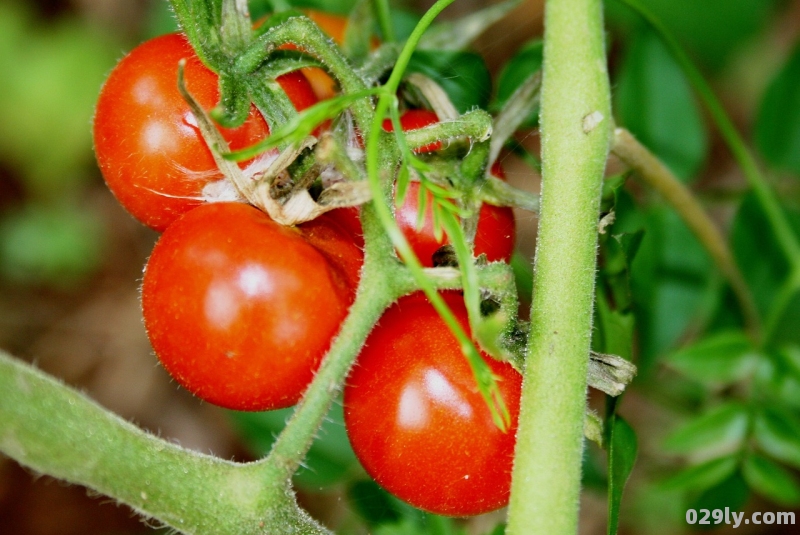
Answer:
[141,202,362,411]
[327,206,364,249]
[344,292,521,517]
[93,33,318,231]
[382,109,443,153]
[397,161,516,267]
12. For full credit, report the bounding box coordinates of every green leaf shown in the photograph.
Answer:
[229,401,358,489]
[606,0,779,71]
[594,289,636,362]
[0,3,120,197]
[347,479,403,527]
[406,51,491,114]
[607,416,638,535]
[614,29,708,181]
[629,206,717,370]
[742,453,800,506]
[688,471,750,515]
[662,402,749,455]
[665,331,759,386]
[0,203,105,288]
[756,351,800,411]
[493,40,543,128]
[661,456,738,492]
[754,407,800,470]
[730,193,800,346]
[755,42,800,177]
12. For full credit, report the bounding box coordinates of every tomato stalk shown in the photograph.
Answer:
[235,16,374,135]
[506,0,612,533]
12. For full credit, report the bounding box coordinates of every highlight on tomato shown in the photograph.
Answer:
[141,202,362,411]
[343,292,522,517]
[93,32,318,231]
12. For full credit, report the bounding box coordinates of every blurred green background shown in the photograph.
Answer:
[2,0,800,534]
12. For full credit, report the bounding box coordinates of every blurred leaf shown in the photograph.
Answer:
[661,456,738,492]
[754,406,800,470]
[594,289,636,362]
[419,0,520,52]
[629,206,717,370]
[347,479,403,527]
[742,453,800,506]
[0,3,119,197]
[250,0,356,16]
[607,416,638,535]
[756,351,800,411]
[606,0,779,71]
[483,524,505,535]
[688,471,749,516]
[582,442,608,490]
[662,402,749,455]
[614,29,707,181]
[731,194,800,346]
[406,51,491,114]
[511,252,533,304]
[229,401,358,489]
[778,345,800,381]
[0,203,105,288]
[144,0,180,38]
[665,331,759,386]
[493,40,543,128]
[755,42,800,177]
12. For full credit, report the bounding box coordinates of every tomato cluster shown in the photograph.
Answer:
[94,20,519,518]
[93,32,318,232]
[93,32,363,411]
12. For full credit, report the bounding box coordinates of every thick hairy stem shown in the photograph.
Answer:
[613,128,761,341]
[0,352,326,535]
[506,0,611,532]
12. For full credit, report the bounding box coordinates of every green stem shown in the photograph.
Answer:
[252,243,398,481]
[615,0,800,272]
[0,352,327,535]
[236,17,374,136]
[374,0,396,43]
[612,127,761,341]
[506,0,611,532]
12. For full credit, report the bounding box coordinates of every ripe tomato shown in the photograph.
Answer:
[382,108,443,153]
[397,161,516,267]
[344,292,521,516]
[93,33,318,232]
[141,202,362,411]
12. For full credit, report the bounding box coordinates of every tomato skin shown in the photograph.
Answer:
[343,292,521,516]
[397,161,516,267]
[141,202,362,411]
[93,33,318,232]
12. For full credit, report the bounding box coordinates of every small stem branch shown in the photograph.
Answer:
[612,128,761,341]
[237,16,374,136]
[506,0,612,532]
[253,249,397,481]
